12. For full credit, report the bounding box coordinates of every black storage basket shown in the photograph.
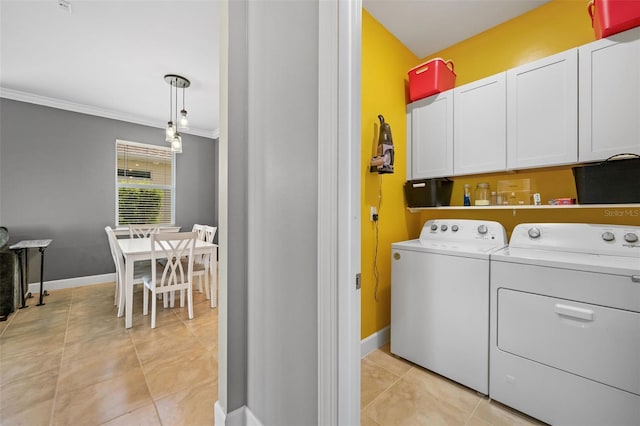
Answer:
[404,178,453,207]
[572,154,640,204]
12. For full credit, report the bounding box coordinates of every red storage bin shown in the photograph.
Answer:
[408,58,456,102]
[588,0,640,39]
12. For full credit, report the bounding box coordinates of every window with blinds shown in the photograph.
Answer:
[116,139,174,226]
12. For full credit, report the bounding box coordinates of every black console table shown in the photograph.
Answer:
[9,239,52,307]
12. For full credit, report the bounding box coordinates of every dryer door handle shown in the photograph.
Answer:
[554,304,594,321]
[632,275,640,283]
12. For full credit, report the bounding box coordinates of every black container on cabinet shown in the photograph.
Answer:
[572,154,640,204]
[404,178,453,207]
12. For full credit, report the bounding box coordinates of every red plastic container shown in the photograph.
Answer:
[408,58,456,102]
[588,0,640,39]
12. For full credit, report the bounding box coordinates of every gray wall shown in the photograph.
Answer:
[224,0,319,424]
[0,98,217,281]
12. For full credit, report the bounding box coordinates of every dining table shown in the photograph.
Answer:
[117,236,218,328]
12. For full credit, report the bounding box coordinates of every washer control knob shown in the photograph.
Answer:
[441,224,448,231]
[451,225,459,232]
[602,231,615,242]
[430,224,438,231]
[528,227,541,239]
[477,224,488,235]
[624,233,639,243]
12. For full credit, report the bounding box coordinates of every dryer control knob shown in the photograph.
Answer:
[441,224,448,231]
[477,224,488,234]
[528,227,541,239]
[602,231,615,242]
[624,233,639,243]
[451,225,459,232]
[430,224,438,231]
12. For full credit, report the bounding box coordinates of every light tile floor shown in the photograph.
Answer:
[361,344,547,426]
[0,282,218,426]
[1,282,545,426]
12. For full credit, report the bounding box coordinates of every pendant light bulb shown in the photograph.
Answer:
[165,121,176,142]
[179,109,189,130]
[171,133,183,153]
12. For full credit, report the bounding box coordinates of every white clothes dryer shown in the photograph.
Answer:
[490,223,640,425]
[391,219,507,394]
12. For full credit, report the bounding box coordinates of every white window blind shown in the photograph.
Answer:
[116,139,175,226]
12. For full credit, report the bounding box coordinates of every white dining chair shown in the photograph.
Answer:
[128,224,160,239]
[105,226,160,317]
[189,224,208,296]
[192,223,205,240]
[143,232,196,328]
[203,225,218,308]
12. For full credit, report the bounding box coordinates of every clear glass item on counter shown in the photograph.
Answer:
[474,182,490,206]
[490,191,497,206]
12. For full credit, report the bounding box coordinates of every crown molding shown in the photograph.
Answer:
[0,87,219,140]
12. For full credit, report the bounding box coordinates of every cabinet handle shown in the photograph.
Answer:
[412,182,426,188]
[554,304,594,321]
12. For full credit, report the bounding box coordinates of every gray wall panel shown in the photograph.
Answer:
[0,98,217,281]
[245,1,318,424]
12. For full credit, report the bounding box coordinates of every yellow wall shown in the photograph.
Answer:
[361,9,420,339]
[421,0,595,86]
[361,0,640,341]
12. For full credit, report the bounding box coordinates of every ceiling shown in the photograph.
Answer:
[0,0,219,139]
[1,1,549,140]
[363,0,550,58]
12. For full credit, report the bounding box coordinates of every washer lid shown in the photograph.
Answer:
[392,238,507,260]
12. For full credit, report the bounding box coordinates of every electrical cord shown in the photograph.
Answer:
[373,173,382,302]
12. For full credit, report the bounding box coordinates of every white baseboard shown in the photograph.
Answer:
[26,273,116,295]
[214,401,263,426]
[361,326,390,358]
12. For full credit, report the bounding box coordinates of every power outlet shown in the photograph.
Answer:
[370,206,377,221]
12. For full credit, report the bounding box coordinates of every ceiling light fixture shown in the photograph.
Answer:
[164,74,190,153]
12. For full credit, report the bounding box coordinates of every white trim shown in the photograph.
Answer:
[26,273,116,294]
[317,0,339,424]
[0,87,219,139]
[317,1,362,424]
[214,402,263,426]
[361,326,390,358]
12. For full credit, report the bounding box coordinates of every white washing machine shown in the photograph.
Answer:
[391,219,507,394]
[490,223,640,425]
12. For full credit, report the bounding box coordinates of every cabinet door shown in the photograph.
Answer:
[409,91,454,179]
[579,27,640,162]
[507,49,578,169]
[454,72,506,175]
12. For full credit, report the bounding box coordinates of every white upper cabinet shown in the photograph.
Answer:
[408,91,454,179]
[454,72,507,175]
[579,27,640,162]
[507,49,578,169]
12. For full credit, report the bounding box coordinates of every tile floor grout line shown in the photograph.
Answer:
[128,307,170,425]
[360,362,413,413]
[48,289,74,426]
[0,304,20,338]
[464,396,485,426]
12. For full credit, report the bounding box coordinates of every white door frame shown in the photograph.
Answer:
[318,0,362,425]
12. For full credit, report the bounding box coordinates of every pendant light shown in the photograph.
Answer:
[179,85,189,131]
[164,74,190,153]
